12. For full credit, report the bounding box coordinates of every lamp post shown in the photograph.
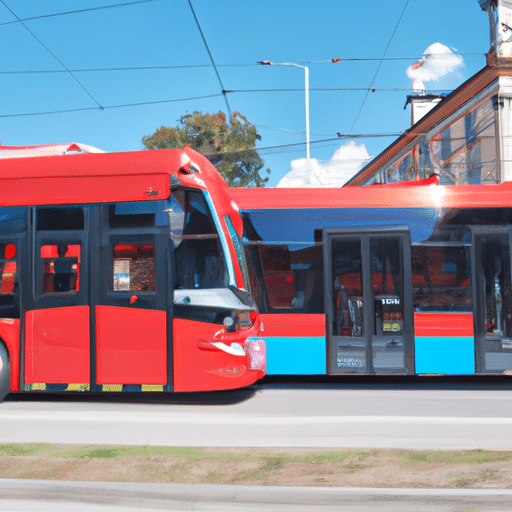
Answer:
[259,60,310,159]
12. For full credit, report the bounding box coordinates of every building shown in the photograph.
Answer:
[347,0,512,187]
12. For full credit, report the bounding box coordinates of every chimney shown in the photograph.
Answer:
[405,94,444,125]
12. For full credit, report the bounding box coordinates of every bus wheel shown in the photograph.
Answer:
[0,343,10,402]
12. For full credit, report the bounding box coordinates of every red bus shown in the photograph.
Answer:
[0,143,265,401]
[231,181,512,377]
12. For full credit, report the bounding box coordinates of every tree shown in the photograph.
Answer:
[142,111,270,187]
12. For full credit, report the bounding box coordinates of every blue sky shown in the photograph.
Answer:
[0,0,491,186]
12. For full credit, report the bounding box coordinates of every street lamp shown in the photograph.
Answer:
[259,60,310,159]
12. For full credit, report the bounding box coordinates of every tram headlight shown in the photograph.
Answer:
[248,338,266,372]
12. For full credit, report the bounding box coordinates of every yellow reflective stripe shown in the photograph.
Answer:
[24,383,46,391]
[141,385,164,392]
[66,384,90,392]
[102,384,123,392]
[24,383,163,392]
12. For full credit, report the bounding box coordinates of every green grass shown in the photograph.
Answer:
[0,443,55,456]
[402,449,512,465]
[2,444,512,488]
[4,444,509,466]
[0,444,210,459]
[57,445,209,459]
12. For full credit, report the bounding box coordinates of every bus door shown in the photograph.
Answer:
[24,206,90,389]
[324,228,414,375]
[94,202,171,390]
[472,228,512,373]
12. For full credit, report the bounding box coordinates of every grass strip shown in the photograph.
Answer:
[1,444,512,488]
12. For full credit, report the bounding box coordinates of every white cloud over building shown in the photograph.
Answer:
[406,42,464,93]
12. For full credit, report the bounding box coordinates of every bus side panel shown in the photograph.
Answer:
[259,313,326,375]
[414,312,475,374]
[0,319,20,391]
[173,318,260,391]
[24,307,90,384]
[95,306,167,385]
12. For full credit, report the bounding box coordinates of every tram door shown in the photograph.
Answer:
[473,229,512,373]
[324,228,414,375]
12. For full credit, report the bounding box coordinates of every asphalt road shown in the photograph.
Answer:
[3,480,512,512]
[1,379,512,449]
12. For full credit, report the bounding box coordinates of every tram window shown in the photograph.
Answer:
[174,238,225,289]
[411,245,471,311]
[41,244,80,293]
[108,202,160,229]
[183,191,217,235]
[254,244,323,313]
[173,190,227,290]
[244,244,266,312]
[113,243,156,292]
[0,243,18,317]
[0,243,16,294]
[0,207,27,234]
[37,207,84,230]
[479,236,512,337]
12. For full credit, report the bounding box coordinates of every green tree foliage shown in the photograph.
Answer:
[142,111,270,187]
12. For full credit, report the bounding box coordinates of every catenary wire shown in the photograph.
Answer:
[225,87,449,93]
[187,0,232,117]
[204,134,403,158]
[0,53,476,75]
[0,0,158,26]
[0,94,224,118]
[0,0,104,110]
[349,0,411,133]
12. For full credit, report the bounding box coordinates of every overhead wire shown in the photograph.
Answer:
[0,0,104,110]
[0,0,158,26]
[225,87,449,93]
[0,94,224,118]
[349,0,411,133]
[187,0,232,117]
[0,52,475,75]
[0,1,464,159]
[204,133,404,158]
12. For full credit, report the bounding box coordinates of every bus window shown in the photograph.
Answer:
[113,243,156,292]
[246,243,323,314]
[174,238,224,289]
[411,245,471,311]
[173,190,227,289]
[371,237,404,335]
[332,239,364,336]
[41,244,80,293]
[225,215,250,291]
[0,243,16,294]
[108,202,160,229]
[0,243,18,318]
[37,207,84,230]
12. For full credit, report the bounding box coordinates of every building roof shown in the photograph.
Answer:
[345,56,512,186]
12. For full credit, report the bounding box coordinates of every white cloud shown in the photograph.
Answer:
[406,42,464,92]
[277,141,371,187]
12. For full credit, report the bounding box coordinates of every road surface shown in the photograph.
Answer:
[2,480,512,512]
[1,379,512,449]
